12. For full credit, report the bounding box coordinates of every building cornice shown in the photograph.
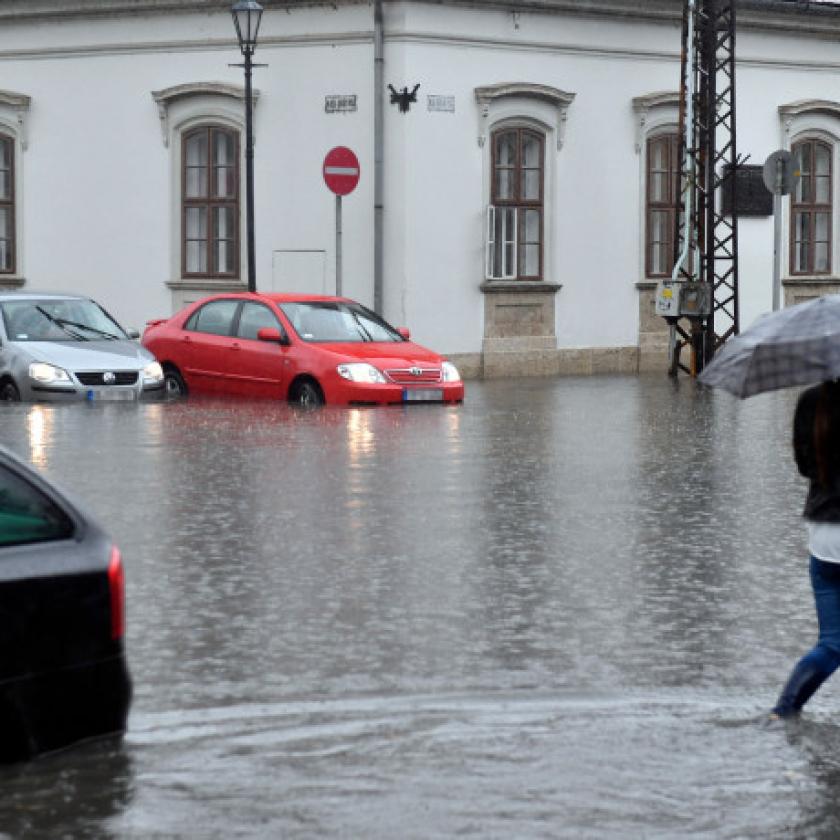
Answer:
[0,0,837,30]
[779,99,840,121]
[631,90,679,152]
[475,83,576,149]
[151,81,261,146]
[0,1,368,22]
[0,88,31,149]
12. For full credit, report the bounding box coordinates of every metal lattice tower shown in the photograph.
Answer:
[668,0,740,375]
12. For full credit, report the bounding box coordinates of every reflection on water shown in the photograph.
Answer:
[25,405,51,468]
[0,739,134,840]
[0,377,833,837]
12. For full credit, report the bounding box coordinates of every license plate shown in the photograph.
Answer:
[402,388,443,402]
[86,389,137,402]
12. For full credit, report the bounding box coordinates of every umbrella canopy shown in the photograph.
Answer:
[698,294,840,398]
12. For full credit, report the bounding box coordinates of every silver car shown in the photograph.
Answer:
[0,292,164,402]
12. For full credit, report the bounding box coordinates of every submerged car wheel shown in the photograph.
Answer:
[0,381,20,402]
[291,380,324,408]
[164,369,187,399]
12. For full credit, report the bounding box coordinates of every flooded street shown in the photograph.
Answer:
[0,375,837,838]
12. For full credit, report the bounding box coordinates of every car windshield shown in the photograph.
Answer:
[0,298,127,342]
[280,301,404,343]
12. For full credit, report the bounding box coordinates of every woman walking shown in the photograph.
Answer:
[772,379,840,718]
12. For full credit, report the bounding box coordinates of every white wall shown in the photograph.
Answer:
[0,2,838,356]
[0,4,374,331]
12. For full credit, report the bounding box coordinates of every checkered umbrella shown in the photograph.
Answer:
[698,294,840,398]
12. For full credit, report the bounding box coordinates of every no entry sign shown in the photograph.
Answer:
[323,146,360,196]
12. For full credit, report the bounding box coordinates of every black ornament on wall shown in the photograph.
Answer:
[388,84,420,113]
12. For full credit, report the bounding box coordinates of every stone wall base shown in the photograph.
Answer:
[447,346,642,380]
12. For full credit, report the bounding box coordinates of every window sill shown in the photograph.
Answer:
[166,278,248,292]
[0,276,25,288]
[481,280,561,294]
[783,276,840,285]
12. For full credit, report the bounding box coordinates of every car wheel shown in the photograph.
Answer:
[164,369,188,399]
[0,381,20,402]
[291,380,324,407]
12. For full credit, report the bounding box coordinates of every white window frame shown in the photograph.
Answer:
[475,83,575,286]
[779,101,840,281]
[485,205,518,280]
[151,83,258,298]
[0,90,30,287]
[632,92,681,283]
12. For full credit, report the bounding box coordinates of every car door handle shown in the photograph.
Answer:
[231,342,241,351]
[182,335,191,342]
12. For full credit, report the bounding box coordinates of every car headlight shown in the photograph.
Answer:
[29,362,71,384]
[142,361,164,384]
[336,362,387,384]
[441,361,461,382]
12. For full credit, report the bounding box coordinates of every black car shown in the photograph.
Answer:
[0,445,131,762]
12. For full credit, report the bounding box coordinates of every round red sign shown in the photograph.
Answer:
[322,146,360,196]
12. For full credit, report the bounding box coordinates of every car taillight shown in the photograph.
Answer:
[108,546,125,641]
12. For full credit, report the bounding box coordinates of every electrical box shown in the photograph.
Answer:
[655,280,711,318]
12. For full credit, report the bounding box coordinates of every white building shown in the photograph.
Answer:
[1,0,839,377]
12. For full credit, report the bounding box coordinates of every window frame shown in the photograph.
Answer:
[236,301,286,342]
[0,132,14,275]
[181,125,240,280]
[790,137,833,277]
[645,132,680,279]
[184,298,240,336]
[488,127,545,281]
[0,461,75,549]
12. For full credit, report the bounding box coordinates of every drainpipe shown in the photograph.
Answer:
[374,0,384,314]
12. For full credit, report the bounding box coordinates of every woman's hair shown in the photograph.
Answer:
[814,379,840,488]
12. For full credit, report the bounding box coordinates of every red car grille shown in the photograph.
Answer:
[385,367,441,384]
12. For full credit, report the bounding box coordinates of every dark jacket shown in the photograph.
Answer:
[794,383,840,522]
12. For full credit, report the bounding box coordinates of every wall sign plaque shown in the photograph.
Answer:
[722,164,773,217]
[427,95,455,113]
[325,95,357,114]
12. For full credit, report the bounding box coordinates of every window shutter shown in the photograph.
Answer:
[503,207,517,279]
[486,205,517,280]
[486,205,496,279]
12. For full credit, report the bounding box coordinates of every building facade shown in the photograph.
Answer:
[1,0,840,377]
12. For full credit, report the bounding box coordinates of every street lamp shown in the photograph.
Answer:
[231,0,263,293]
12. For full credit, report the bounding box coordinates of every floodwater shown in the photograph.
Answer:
[0,375,836,838]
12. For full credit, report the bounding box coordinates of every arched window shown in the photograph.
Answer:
[487,127,544,280]
[646,133,679,278]
[0,133,14,274]
[182,126,239,278]
[791,138,832,275]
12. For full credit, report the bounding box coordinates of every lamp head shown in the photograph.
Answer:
[232,0,263,54]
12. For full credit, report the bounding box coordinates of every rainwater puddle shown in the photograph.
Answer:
[0,376,835,838]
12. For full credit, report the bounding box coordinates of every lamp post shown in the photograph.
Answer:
[231,0,263,293]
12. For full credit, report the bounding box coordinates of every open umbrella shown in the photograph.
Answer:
[698,294,840,398]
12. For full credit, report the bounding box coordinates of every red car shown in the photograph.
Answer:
[142,293,465,407]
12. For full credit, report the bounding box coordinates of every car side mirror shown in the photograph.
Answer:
[257,327,288,345]
[126,328,141,339]
[397,327,410,340]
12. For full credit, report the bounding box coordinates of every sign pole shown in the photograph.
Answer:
[336,194,343,297]
[322,146,360,299]
[763,149,800,313]
[772,178,782,312]
[773,182,782,312]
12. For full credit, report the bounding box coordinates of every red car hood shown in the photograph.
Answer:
[319,341,445,367]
